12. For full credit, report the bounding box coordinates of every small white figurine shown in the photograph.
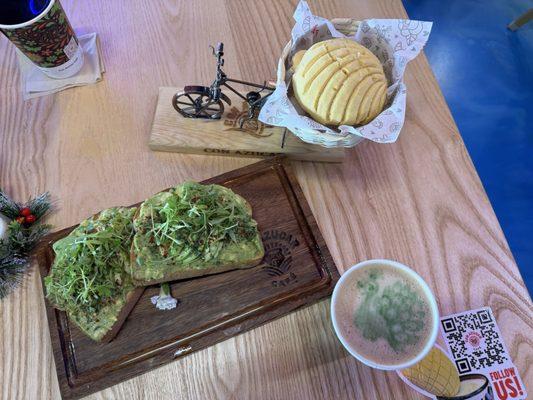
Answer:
[151,283,178,310]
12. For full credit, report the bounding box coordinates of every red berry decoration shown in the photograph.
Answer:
[20,207,31,217]
[25,215,36,224]
[15,216,25,224]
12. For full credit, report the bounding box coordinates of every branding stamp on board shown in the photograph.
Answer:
[262,230,300,287]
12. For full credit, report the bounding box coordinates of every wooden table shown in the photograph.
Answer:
[1,1,531,399]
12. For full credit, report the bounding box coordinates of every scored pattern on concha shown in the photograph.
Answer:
[293,38,387,126]
[402,347,460,397]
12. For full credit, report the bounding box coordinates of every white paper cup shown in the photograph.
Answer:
[331,259,439,370]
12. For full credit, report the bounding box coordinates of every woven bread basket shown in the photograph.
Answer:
[278,18,372,148]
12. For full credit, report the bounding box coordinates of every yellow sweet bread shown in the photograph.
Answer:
[292,38,387,126]
[402,347,460,397]
[291,50,307,70]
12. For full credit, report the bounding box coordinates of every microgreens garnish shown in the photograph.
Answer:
[45,207,136,315]
[140,183,257,265]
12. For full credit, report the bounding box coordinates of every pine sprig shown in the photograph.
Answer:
[0,255,28,299]
[0,189,52,221]
[6,222,51,254]
[0,189,53,300]
[25,192,51,219]
[0,189,20,219]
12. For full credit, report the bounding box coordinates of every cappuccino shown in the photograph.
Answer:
[333,261,436,368]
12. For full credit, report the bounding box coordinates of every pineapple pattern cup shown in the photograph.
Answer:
[401,346,461,397]
[0,0,84,79]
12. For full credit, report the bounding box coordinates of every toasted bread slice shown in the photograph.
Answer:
[66,284,144,343]
[129,182,264,286]
[45,207,142,343]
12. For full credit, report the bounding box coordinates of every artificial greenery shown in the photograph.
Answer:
[0,190,21,219]
[24,192,52,219]
[44,207,136,315]
[6,222,51,254]
[136,182,258,265]
[0,189,52,300]
[0,246,27,299]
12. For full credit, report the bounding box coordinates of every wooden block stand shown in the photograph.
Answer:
[149,87,344,162]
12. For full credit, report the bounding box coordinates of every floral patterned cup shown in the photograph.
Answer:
[0,0,84,79]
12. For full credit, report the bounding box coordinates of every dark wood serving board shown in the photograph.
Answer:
[37,158,339,400]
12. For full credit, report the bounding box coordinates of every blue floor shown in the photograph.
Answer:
[403,0,533,295]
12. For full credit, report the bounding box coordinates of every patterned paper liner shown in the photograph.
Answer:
[258,0,432,147]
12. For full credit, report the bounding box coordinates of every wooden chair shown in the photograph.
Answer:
[508,9,533,31]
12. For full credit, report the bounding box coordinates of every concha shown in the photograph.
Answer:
[292,38,387,126]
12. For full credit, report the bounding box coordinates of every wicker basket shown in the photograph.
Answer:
[278,18,369,148]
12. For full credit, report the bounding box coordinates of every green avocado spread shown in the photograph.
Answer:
[44,207,137,341]
[130,182,263,282]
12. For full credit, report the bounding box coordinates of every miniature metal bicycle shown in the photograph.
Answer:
[172,42,275,127]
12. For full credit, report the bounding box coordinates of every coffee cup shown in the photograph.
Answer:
[0,0,84,79]
[331,259,439,370]
[437,374,493,400]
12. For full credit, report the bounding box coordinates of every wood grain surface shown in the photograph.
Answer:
[0,1,531,400]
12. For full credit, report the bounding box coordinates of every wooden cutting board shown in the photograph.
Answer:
[148,87,345,162]
[37,158,340,400]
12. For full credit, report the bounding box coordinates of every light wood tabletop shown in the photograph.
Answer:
[1,1,531,399]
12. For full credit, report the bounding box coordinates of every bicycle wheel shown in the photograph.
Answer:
[172,89,224,119]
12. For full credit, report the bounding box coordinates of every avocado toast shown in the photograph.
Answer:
[129,182,264,285]
[44,207,143,342]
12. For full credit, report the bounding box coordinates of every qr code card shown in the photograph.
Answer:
[441,307,527,399]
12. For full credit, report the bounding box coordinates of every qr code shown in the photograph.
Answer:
[441,308,508,374]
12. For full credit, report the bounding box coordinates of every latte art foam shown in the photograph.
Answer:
[334,264,434,367]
